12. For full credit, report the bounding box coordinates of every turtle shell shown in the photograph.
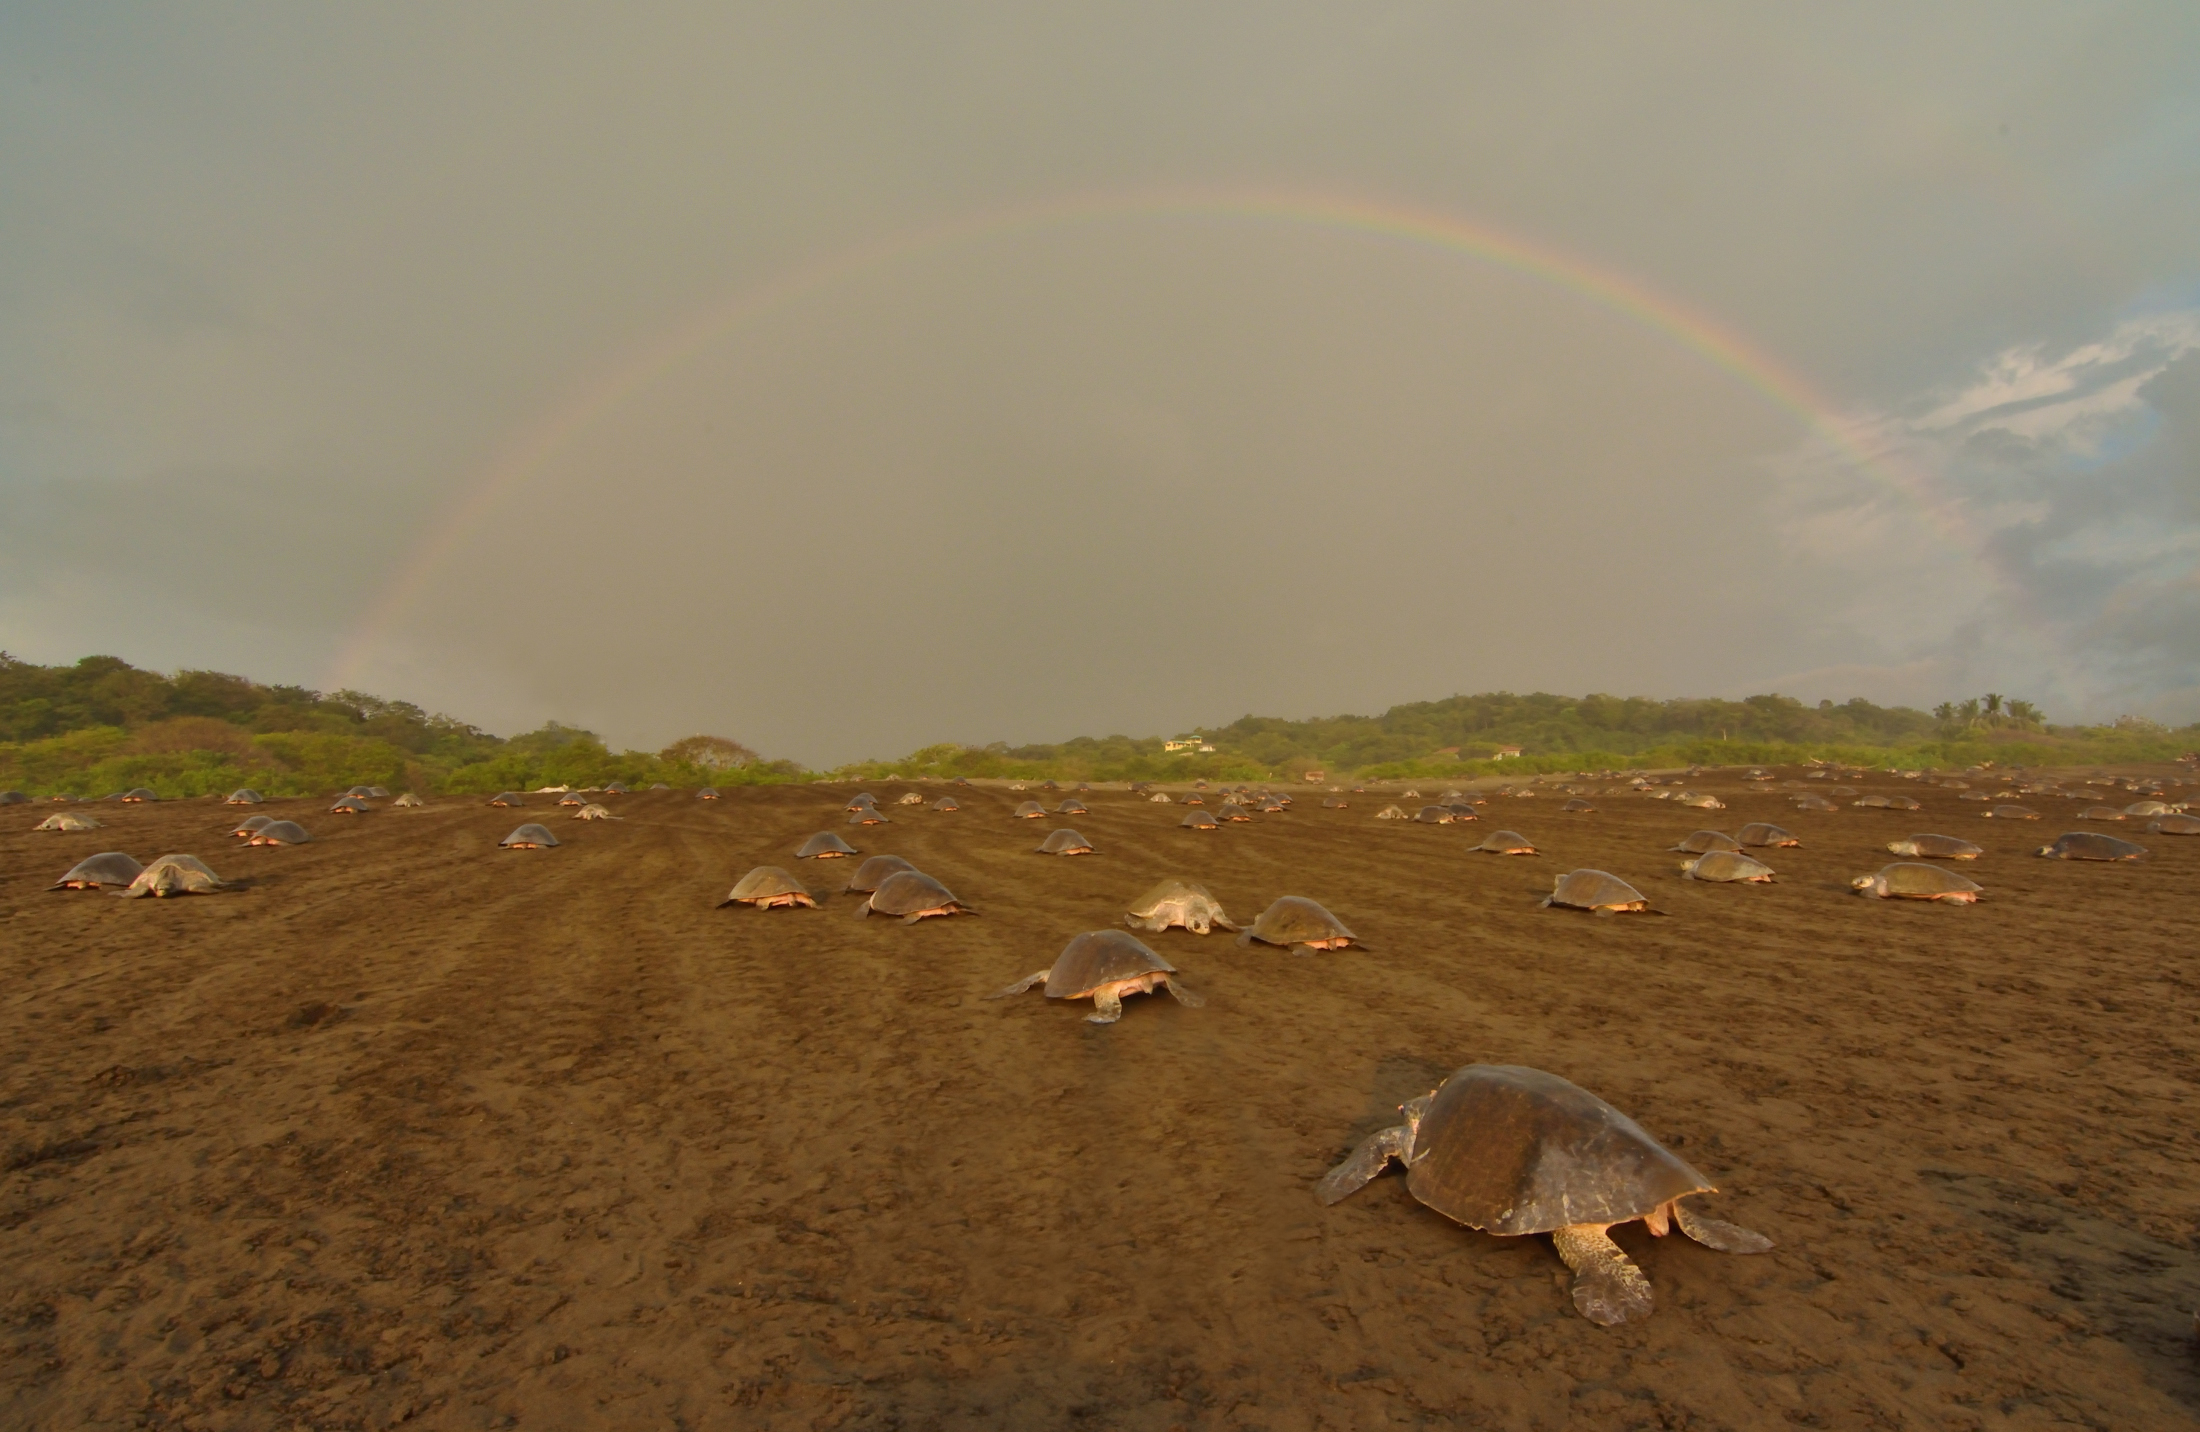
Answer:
[721,866,816,906]
[53,852,146,888]
[1885,796,1922,811]
[931,797,960,811]
[1682,850,1774,883]
[845,854,917,893]
[366,786,391,798]
[36,812,101,832]
[231,815,274,837]
[797,831,858,858]
[2038,832,2146,862]
[896,792,925,805]
[1412,806,1452,825]
[1040,781,1060,792]
[2125,801,2172,817]
[1057,798,1089,815]
[1735,823,1800,848]
[500,823,560,848]
[1851,794,1891,808]
[1544,870,1649,911]
[392,793,427,807]
[2079,806,2127,820]
[1241,896,1356,948]
[846,794,879,811]
[344,786,373,798]
[1672,830,1740,854]
[488,792,526,807]
[248,820,310,845]
[2148,814,2200,835]
[225,789,263,805]
[846,809,889,826]
[1149,792,1174,803]
[1560,799,1595,813]
[122,788,159,802]
[572,804,616,820]
[1044,930,1175,998]
[603,782,630,795]
[1124,878,1235,933]
[557,792,587,807]
[1037,828,1094,855]
[330,796,372,814]
[119,854,225,897]
[1673,792,1724,809]
[1183,796,1204,805]
[1856,862,1981,899]
[1985,804,2039,820]
[1886,833,1984,859]
[1321,796,1347,808]
[0,791,24,805]
[1791,795,1837,812]
[1374,805,1408,820]
[1404,1066,1711,1237]
[864,869,965,918]
[1013,800,1047,819]
[1216,804,1254,823]
[1474,829,1538,854]
[697,788,722,800]
[1179,809,1219,829]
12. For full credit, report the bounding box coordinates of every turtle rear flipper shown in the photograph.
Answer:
[1673,1198,1773,1253]
[1163,978,1204,1008]
[1552,1225,1653,1325]
[1086,988,1125,1024]
[988,971,1050,1000]
[1314,1124,1409,1205]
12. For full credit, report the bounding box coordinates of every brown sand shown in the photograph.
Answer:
[3,772,2197,1429]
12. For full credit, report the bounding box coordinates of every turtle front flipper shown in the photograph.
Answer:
[1314,1124,1409,1205]
[1551,1225,1654,1326]
[1672,1198,1774,1254]
[1162,977,1204,1008]
[1086,988,1125,1024]
[988,971,1051,1000]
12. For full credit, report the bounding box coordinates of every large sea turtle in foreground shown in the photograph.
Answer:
[1886,834,1983,860]
[118,854,227,898]
[1124,878,1238,935]
[1680,851,1774,883]
[843,854,917,894]
[36,812,101,832]
[53,852,145,889]
[2037,832,2146,862]
[1036,828,1095,855]
[1473,829,1539,855]
[1316,1064,1772,1325]
[718,866,817,909]
[1542,870,1654,914]
[1238,897,1360,953]
[797,831,859,859]
[500,823,560,849]
[1852,863,1980,902]
[988,930,1204,1024]
[857,870,975,923]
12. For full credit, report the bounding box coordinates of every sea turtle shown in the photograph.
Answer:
[603,782,630,795]
[896,792,925,805]
[2079,806,2127,821]
[1217,803,1255,823]
[1057,798,1089,815]
[1985,804,2039,820]
[1183,795,1205,806]
[115,854,226,898]
[1542,870,1654,914]
[1180,809,1219,830]
[1885,796,1923,811]
[1259,796,1288,813]
[1674,792,1724,810]
[1036,828,1095,855]
[1013,800,1047,819]
[231,815,274,837]
[500,823,560,849]
[343,785,374,798]
[2148,814,2200,835]
[224,789,263,805]
[718,866,818,909]
[932,796,960,812]
[122,788,159,803]
[857,870,975,923]
[844,854,918,894]
[797,831,859,859]
[1885,834,1984,859]
[1851,794,1892,809]
[1736,823,1800,848]
[1959,791,1992,802]
[1561,799,1596,813]
[988,931,1204,1024]
[1040,780,1061,792]
[1374,805,1409,820]
[1474,829,1539,855]
[697,788,722,800]
[1150,792,1174,803]
[1852,863,1981,902]
[1413,806,1453,825]
[1316,1064,1770,1324]
[845,793,879,812]
[572,803,619,821]
[1124,878,1239,935]
[329,796,372,814]
[1322,796,1348,809]
[53,852,146,889]
[1238,897,1360,953]
[0,791,25,805]
[1401,789,1422,800]
[247,820,310,846]
[488,792,525,807]
[556,792,587,807]
[847,808,890,826]
[1681,851,1775,883]
[37,812,101,832]
[392,793,427,808]
[2038,832,2146,862]
[1671,830,1740,854]
[1791,794,1837,813]
[365,786,391,799]
[2125,800,2173,817]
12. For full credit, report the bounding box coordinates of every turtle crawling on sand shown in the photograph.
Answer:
[2149,814,2200,835]
[1736,823,1801,848]
[1542,870,1654,914]
[1680,851,1775,883]
[1474,829,1539,855]
[572,803,619,821]
[1149,792,1173,803]
[500,823,560,849]
[1886,834,1983,860]
[1316,1064,1771,1326]
[1852,863,1980,902]
[1791,794,1838,813]
[797,831,859,859]
[1124,878,1238,935]
[488,792,526,807]
[330,796,372,815]
[718,866,818,909]
[1238,897,1360,954]
[1671,831,1741,855]
[932,796,960,812]
[857,870,975,924]
[1561,798,1596,813]
[897,792,925,805]
[392,793,426,808]
[2037,832,2146,862]
[53,852,146,889]
[843,854,917,894]
[225,789,263,805]
[988,930,1203,1024]
[247,820,310,846]
[847,808,890,826]
[231,815,273,838]
[1180,808,1219,830]
[1036,828,1094,856]
[117,854,227,898]
[1374,805,1408,820]
[1413,805,1453,825]
[36,812,101,832]
[1013,800,1047,820]
[1984,804,2040,821]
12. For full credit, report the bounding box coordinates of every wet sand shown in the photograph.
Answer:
[4,770,2197,1429]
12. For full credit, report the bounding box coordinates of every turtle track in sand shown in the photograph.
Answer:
[2,775,2198,1427]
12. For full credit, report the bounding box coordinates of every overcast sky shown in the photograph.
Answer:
[3,4,2196,763]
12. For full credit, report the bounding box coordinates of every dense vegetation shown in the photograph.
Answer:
[0,654,799,797]
[2,653,2191,797]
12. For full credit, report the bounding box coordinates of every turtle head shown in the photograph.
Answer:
[1886,840,1918,856]
[1398,1092,1434,1149]
[1850,874,1878,893]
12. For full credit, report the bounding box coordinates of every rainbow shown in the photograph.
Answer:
[328,185,2016,688]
